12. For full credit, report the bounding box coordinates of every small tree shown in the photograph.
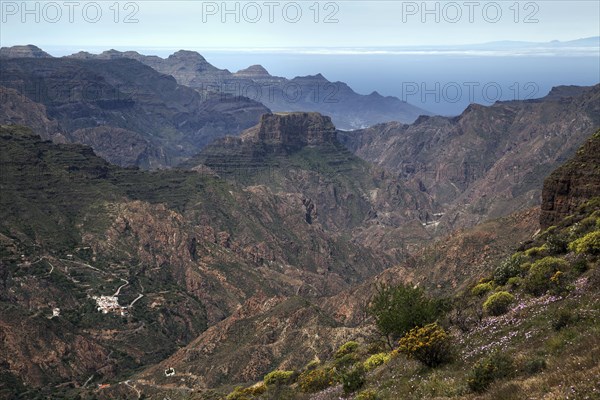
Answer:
[369,283,440,347]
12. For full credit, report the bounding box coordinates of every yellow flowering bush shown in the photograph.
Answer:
[397,323,452,367]
[297,367,337,393]
[335,341,360,358]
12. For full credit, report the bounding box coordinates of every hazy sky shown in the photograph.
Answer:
[1,1,599,52]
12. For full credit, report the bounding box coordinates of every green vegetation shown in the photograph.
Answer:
[471,281,494,296]
[297,367,337,393]
[569,231,600,254]
[524,257,569,295]
[341,364,366,395]
[369,283,441,346]
[335,341,360,358]
[209,196,600,400]
[483,291,515,316]
[397,323,452,367]
[226,384,266,399]
[467,352,514,393]
[263,370,296,386]
[363,353,391,371]
[493,254,525,285]
[355,389,379,400]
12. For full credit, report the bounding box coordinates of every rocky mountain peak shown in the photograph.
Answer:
[245,112,337,148]
[169,50,209,63]
[292,73,330,83]
[544,85,593,100]
[234,64,271,78]
[0,44,52,58]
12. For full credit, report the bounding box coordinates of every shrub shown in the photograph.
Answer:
[226,384,266,399]
[483,291,515,316]
[263,370,295,386]
[449,294,484,333]
[467,352,514,393]
[341,364,366,394]
[397,323,452,367]
[572,258,588,274]
[524,244,548,258]
[366,341,386,355]
[333,353,359,370]
[471,282,494,296]
[335,341,359,358]
[225,387,248,400]
[363,352,391,371]
[546,233,569,254]
[569,231,600,255]
[524,257,569,296]
[298,368,336,393]
[304,359,320,371]
[551,309,575,331]
[356,389,379,400]
[369,284,440,343]
[494,255,525,285]
[522,357,546,375]
[507,277,522,288]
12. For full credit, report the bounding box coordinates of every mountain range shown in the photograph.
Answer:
[339,84,600,233]
[0,43,599,400]
[1,45,429,130]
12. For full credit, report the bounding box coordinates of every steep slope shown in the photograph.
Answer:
[185,112,433,255]
[0,56,268,168]
[62,47,429,129]
[0,86,66,142]
[339,84,600,233]
[0,124,405,397]
[540,129,600,228]
[162,131,600,400]
[128,295,373,396]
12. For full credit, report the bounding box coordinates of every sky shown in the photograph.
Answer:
[1,1,599,51]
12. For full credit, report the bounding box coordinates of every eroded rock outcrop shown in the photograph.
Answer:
[540,129,600,228]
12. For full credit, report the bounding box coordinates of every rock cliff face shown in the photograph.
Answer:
[540,129,600,228]
[340,85,600,233]
[186,112,432,253]
[245,112,337,148]
[0,86,66,142]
